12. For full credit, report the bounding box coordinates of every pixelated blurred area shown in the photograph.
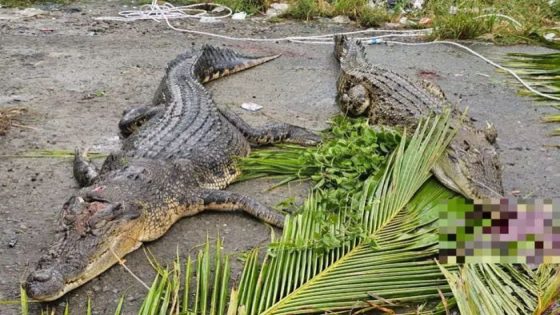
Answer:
[439,198,560,264]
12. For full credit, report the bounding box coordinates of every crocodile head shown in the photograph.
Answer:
[25,185,144,301]
[433,123,504,200]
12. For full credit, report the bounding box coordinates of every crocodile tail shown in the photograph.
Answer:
[196,45,280,83]
[333,35,348,62]
[334,35,367,64]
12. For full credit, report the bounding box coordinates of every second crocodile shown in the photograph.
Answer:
[334,35,504,199]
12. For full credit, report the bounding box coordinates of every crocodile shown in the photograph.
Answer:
[24,45,320,301]
[334,35,503,200]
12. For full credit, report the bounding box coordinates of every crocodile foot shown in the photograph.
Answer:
[119,105,164,138]
[219,107,321,146]
[73,148,99,187]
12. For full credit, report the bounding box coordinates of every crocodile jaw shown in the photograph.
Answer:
[27,237,143,301]
[433,148,503,200]
[25,194,145,301]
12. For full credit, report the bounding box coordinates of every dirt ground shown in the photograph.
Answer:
[0,1,558,314]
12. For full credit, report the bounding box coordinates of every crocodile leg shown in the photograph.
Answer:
[219,107,321,146]
[200,189,285,227]
[118,105,164,137]
[73,148,99,187]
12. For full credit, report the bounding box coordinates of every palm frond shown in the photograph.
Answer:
[234,113,457,314]
[505,52,560,102]
[139,237,230,315]
[439,263,560,315]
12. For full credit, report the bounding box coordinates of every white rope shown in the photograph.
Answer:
[94,1,557,102]
[382,40,560,102]
[96,1,232,22]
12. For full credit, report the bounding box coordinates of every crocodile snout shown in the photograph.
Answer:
[25,268,64,301]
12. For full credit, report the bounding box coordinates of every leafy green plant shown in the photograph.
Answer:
[239,116,401,208]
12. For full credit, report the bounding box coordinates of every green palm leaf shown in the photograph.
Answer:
[235,113,457,314]
[139,237,231,315]
[439,263,560,315]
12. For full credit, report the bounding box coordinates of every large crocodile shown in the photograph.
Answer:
[334,35,504,199]
[24,45,319,301]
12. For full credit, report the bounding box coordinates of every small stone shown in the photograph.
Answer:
[200,16,219,23]
[212,6,226,13]
[331,15,351,24]
[8,237,17,248]
[18,8,47,17]
[418,17,432,26]
[544,33,556,41]
[231,12,247,20]
[266,3,289,18]
[63,7,82,13]
[271,3,289,11]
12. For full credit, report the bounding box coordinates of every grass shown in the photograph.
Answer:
[426,0,495,40]
[0,107,27,136]
[137,0,268,15]
[282,0,558,44]
[0,149,107,159]
[283,0,393,25]
[0,0,72,7]
[425,0,560,45]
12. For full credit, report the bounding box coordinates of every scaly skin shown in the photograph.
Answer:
[334,35,503,200]
[25,45,320,301]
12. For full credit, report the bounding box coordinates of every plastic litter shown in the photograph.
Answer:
[241,102,263,111]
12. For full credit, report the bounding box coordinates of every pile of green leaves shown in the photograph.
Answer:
[238,116,402,250]
[238,115,401,213]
